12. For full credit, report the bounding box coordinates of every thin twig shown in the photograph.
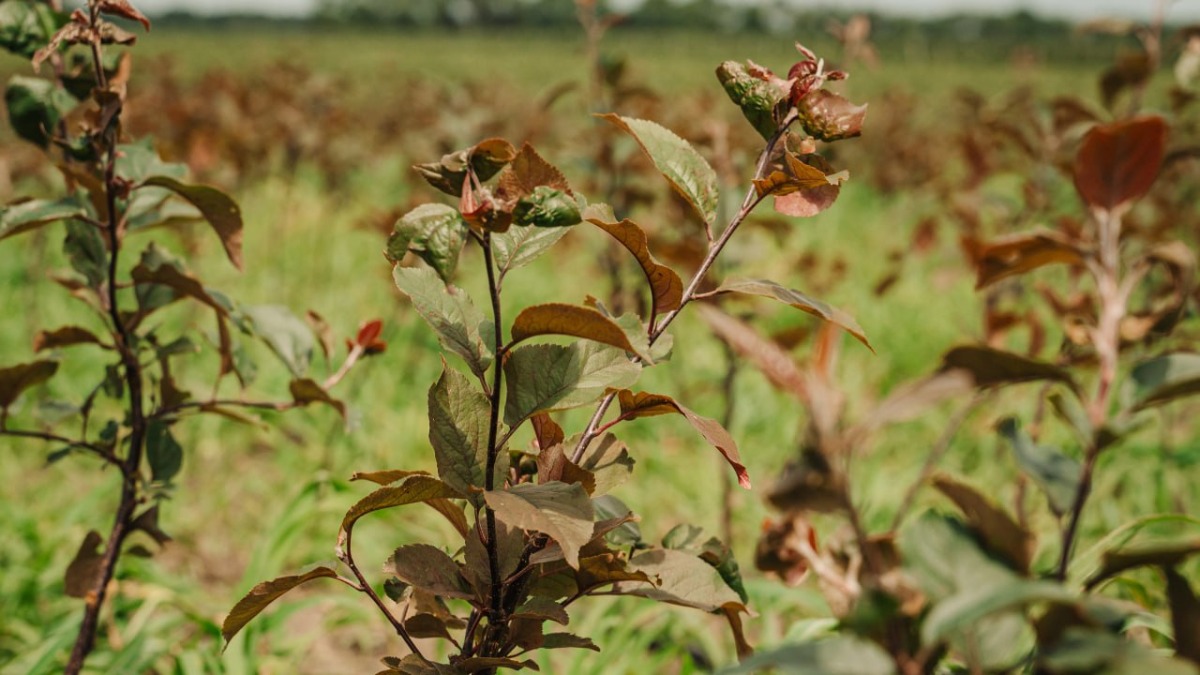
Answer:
[337,529,425,659]
[0,428,121,467]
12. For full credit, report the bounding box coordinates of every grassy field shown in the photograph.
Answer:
[1,26,1197,674]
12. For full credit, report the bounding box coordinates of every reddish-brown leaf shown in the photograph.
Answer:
[510,303,652,362]
[584,211,683,320]
[1073,115,1167,213]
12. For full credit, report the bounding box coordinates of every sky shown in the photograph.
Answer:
[128,0,1200,22]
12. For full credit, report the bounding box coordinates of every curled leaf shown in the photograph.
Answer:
[583,212,683,320]
[510,303,652,362]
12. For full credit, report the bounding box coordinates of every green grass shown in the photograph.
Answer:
[0,27,1196,674]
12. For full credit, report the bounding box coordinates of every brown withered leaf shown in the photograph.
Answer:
[1074,115,1167,214]
[130,504,171,546]
[933,474,1036,573]
[510,303,653,363]
[766,447,847,513]
[0,359,59,411]
[98,0,151,31]
[495,143,572,203]
[530,413,564,450]
[584,209,683,319]
[756,514,820,585]
[415,138,517,197]
[575,553,654,593]
[759,152,848,218]
[941,345,1080,396]
[536,443,595,493]
[385,544,474,600]
[33,326,107,352]
[614,389,749,489]
[796,89,868,142]
[707,279,871,350]
[222,566,339,645]
[65,530,104,599]
[289,378,346,419]
[964,231,1085,289]
[403,614,455,642]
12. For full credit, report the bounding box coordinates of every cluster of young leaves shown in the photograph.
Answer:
[737,28,1200,675]
[223,43,870,674]
[0,2,379,671]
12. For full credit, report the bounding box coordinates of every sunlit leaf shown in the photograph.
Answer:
[965,231,1085,289]
[33,326,106,352]
[583,211,683,319]
[503,342,639,426]
[599,114,719,225]
[393,266,495,380]
[485,481,593,568]
[222,566,338,645]
[716,60,789,140]
[493,224,570,278]
[428,365,499,507]
[387,204,467,283]
[339,474,464,548]
[414,138,517,197]
[616,390,750,489]
[612,548,747,615]
[796,89,868,142]
[510,303,653,362]
[141,176,244,270]
[709,278,871,350]
[0,194,88,242]
[1086,541,1200,589]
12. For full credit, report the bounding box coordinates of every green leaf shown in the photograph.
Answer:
[64,220,107,289]
[997,418,1081,517]
[612,548,746,613]
[716,60,788,141]
[575,433,635,496]
[510,303,654,363]
[901,512,1019,603]
[0,359,58,411]
[244,305,314,378]
[146,420,183,483]
[921,579,1076,647]
[5,76,76,147]
[721,636,896,675]
[592,495,641,546]
[492,224,570,278]
[503,342,640,426]
[428,365,499,507]
[1086,540,1200,589]
[222,566,339,645]
[1040,627,1200,674]
[485,481,593,569]
[385,544,474,600]
[116,139,188,184]
[140,176,244,271]
[339,474,464,549]
[387,204,467,283]
[0,2,65,59]
[414,137,516,197]
[393,266,495,380]
[599,114,720,225]
[513,186,581,228]
[711,278,872,351]
[1130,353,1200,410]
[0,194,88,242]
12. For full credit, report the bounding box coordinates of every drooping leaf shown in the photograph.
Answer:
[289,378,346,419]
[5,76,76,147]
[129,505,171,546]
[1130,353,1200,410]
[933,474,1036,573]
[140,176,243,270]
[574,553,654,593]
[921,579,1075,650]
[0,359,58,411]
[513,597,570,625]
[222,566,338,645]
[351,470,469,536]
[428,365,498,507]
[492,224,570,278]
[599,114,719,225]
[796,89,868,142]
[723,636,896,675]
[583,212,683,319]
[612,548,747,615]
[116,140,188,184]
[540,633,600,652]
[385,544,474,600]
[510,303,653,362]
[244,305,314,378]
[759,152,848,218]
[997,418,1081,517]
[503,342,639,426]
[901,512,1019,603]
[33,326,106,352]
[64,530,104,599]
[1074,115,1167,214]
[710,279,871,350]
[404,613,455,642]
[1166,568,1200,665]
[393,266,495,380]
[414,138,517,197]
[1085,541,1200,589]
[574,433,635,496]
[942,346,1080,395]
[146,420,183,483]
[0,194,88,242]
[615,390,749,489]
[339,474,464,548]
[965,231,1086,289]
[485,481,593,569]
[387,204,468,284]
[64,220,107,289]
[496,143,572,200]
